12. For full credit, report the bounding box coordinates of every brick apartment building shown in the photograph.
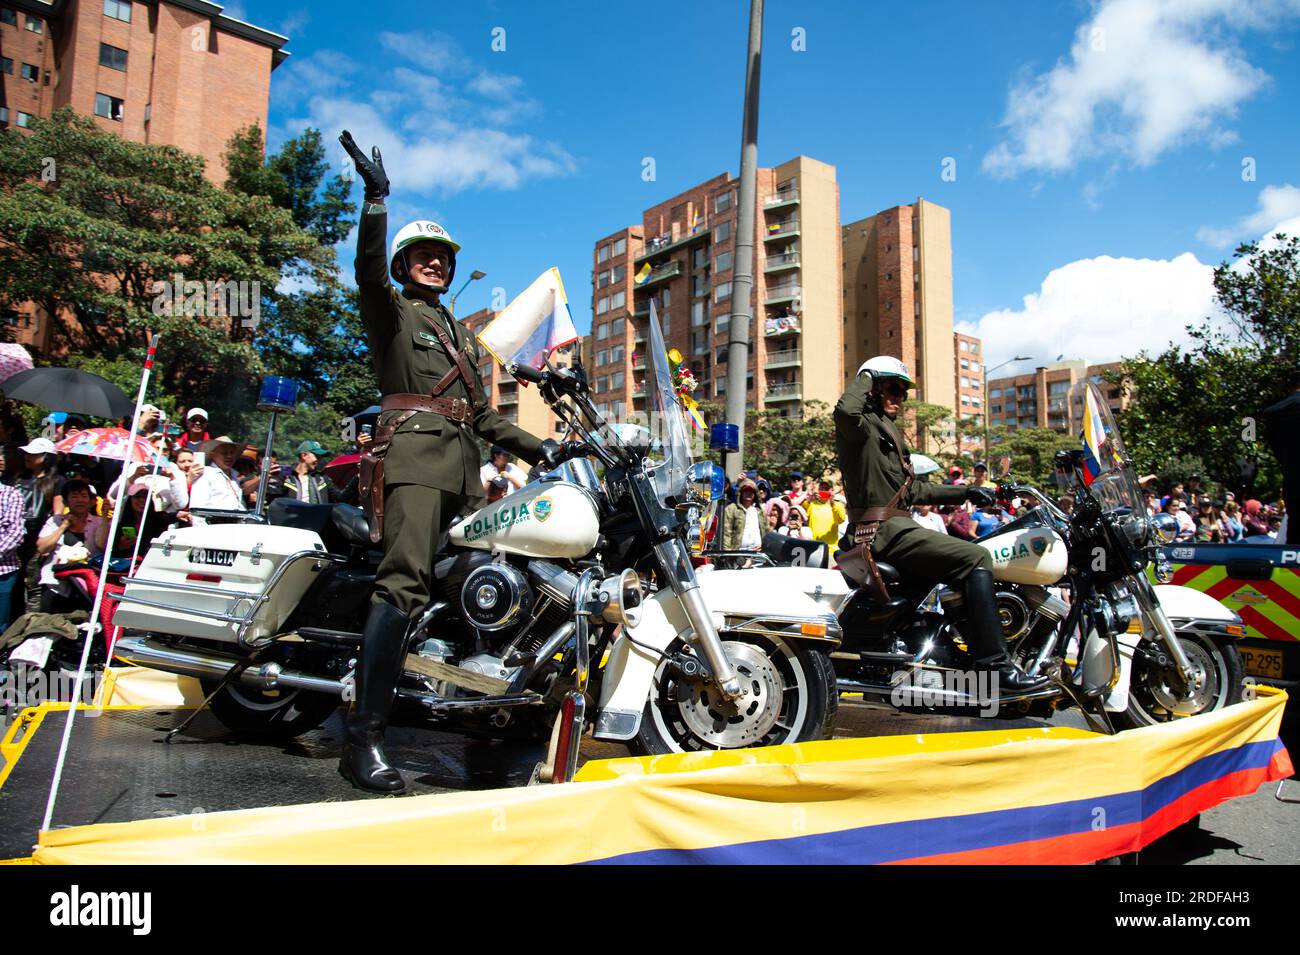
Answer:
[1,0,288,353]
[954,330,984,452]
[1,0,288,178]
[589,156,845,425]
[986,360,1128,434]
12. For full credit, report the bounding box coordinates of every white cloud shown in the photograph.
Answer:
[1196,185,1300,247]
[983,0,1300,177]
[273,37,575,197]
[960,253,1219,376]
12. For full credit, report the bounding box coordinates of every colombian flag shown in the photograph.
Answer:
[634,262,652,285]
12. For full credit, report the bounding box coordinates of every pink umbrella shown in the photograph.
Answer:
[0,343,33,386]
[54,427,164,465]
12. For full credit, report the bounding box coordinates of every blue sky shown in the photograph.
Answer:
[232,0,1300,377]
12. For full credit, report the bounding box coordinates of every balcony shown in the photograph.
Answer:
[632,380,647,398]
[763,219,800,242]
[764,348,801,369]
[764,283,801,305]
[496,388,518,407]
[765,381,802,401]
[634,227,710,264]
[630,354,646,370]
[764,251,800,273]
[763,187,799,210]
[637,260,681,288]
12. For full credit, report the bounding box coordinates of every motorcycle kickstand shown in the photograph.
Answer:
[165,649,266,743]
[1045,661,1116,736]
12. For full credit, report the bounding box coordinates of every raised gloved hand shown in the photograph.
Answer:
[538,439,564,472]
[339,130,390,201]
[965,486,996,508]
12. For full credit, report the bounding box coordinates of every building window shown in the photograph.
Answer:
[692,273,708,297]
[715,191,733,214]
[961,395,970,405]
[960,358,969,368]
[597,244,610,263]
[714,220,732,243]
[692,301,706,327]
[596,376,608,393]
[610,290,625,310]
[95,93,125,121]
[661,286,671,307]
[714,282,732,303]
[611,371,625,390]
[597,269,610,289]
[990,403,1001,413]
[0,107,8,127]
[104,0,133,22]
[16,111,32,128]
[611,264,625,284]
[596,348,608,366]
[25,14,42,33]
[612,237,626,257]
[596,322,609,340]
[691,330,708,354]
[715,251,733,273]
[0,57,11,75]
[99,43,129,72]
[715,346,728,365]
[20,62,37,81]
[596,296,609,315]
[0,9,15,26]
[693,246,708,269]
[990,388,1001,398]
[610,316,624,335]
[960,340,969,352]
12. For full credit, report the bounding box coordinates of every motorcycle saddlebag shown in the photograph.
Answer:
[112,524,329,645]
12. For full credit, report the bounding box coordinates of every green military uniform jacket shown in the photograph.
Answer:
[833,372,965,551]
[356,201,543,496]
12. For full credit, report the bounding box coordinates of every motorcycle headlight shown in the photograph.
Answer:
[1150,512,1178,544]
[685,461,725,507]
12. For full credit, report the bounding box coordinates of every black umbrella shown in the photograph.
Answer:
[1,367,134,420]
[352,404,381,430]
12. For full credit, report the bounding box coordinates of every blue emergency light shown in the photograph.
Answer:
[709,422,739,453]
[257,376,299,413]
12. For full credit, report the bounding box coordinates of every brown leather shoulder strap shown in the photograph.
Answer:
[878,416,915,511]
[425,311,483,414]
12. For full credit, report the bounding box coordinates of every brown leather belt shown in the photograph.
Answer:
[848,506,911,523]
[381,392,471,424]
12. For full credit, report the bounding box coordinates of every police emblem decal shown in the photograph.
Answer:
[534,496,553,522]
[1031,537,1047,557]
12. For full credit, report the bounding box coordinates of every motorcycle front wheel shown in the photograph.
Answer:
[632,634,837,755]
[1112,630,1244,730]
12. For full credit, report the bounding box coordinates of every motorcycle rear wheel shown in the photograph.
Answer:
[1112,631,1244,730]
[632,634,837,755]
[199,679,341,740]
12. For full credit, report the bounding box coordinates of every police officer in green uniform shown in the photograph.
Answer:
[834,356,1047,694]
[340,132,561,792]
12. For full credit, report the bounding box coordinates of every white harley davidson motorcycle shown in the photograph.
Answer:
[111,310,838,776]
[730,384,1247,733]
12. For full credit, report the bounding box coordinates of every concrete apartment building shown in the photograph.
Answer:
[1,0,288,180]
[462,307,575,440]
[987,360,1128,434]
[589,155,845,424]
[954,330,984,452]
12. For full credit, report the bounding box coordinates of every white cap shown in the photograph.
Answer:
[186,407,209,422]
[141,404,164,417]
[20,438,57,455]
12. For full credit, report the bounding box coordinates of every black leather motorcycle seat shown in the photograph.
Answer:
[834,549,901,588]
[267,498,371,551]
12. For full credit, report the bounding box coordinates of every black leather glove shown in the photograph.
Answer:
[538,439,564,472]
[965,486,996,508]
[339,130,390,201]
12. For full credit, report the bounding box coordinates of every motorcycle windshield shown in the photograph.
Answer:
[644,300,693,506]
[1080,381,1146,547]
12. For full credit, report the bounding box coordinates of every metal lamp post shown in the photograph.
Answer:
[449,270,487,313]
[982,355,1033,456]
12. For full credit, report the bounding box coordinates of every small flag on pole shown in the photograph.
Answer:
[634,262,652,285]
[477,267,579,371]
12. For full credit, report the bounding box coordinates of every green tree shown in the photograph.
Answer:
[1117,235,1300,499]
[0,108,329,437]
[742,400,838,481]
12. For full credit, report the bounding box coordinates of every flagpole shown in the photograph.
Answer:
[41,333,161,833]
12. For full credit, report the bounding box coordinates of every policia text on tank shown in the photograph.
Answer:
[833,357,1049,695]
[339,132,563,793]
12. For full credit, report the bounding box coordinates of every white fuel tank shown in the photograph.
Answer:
[455,480,600,559]
[977,525,1069,585]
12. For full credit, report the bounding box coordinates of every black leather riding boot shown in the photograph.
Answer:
[963,568,1050,695]
[339,601,410,793]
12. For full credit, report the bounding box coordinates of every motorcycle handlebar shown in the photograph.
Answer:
[507,362,547,385]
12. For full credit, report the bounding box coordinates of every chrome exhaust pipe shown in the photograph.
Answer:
[114,634,345,696]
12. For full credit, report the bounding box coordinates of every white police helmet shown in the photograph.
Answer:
[389,220,460,285]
